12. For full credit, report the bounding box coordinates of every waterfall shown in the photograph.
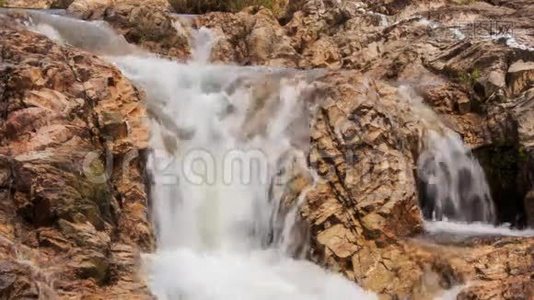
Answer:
[114,36,375,300]
[417,130,495,223]
[22,12,376,300]
[398,86,496,224]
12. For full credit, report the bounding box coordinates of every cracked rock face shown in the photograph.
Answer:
[296,72,534,299]
[0,22,153,298]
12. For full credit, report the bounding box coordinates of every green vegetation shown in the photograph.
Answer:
[0,0,5,7]
[518,146,529,163]
[458,67,481,87]
[168,0,282,15]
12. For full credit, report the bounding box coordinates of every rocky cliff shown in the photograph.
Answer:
[0,18,153,298]
[0,0,533,299]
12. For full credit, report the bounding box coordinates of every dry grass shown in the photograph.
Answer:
[168,0,284,15]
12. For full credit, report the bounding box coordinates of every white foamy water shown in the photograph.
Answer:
[417,131,495,223]
[113,46,376,300]
[424,221,534,237]
[398,86,496,224]
[489,33,534,52]
[21,12,377,299]
[434,285,465,300]
[147,248,368,300]
[24,11,139,55]
[414,16,534,51]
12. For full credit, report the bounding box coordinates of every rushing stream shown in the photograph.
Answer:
[18,11,377,300]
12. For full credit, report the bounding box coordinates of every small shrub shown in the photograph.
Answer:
[50,0,75,9]
[168,0,223,13]
[458,67,481,87]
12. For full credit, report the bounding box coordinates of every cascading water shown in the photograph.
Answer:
[416,131,534,237]
[117,37,377,300]
[398,86,496,225]
[417,130,495,223]
[20,11,377,300]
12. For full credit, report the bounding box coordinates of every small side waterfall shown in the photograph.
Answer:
[417,130,495,223]
[398,86,496,224]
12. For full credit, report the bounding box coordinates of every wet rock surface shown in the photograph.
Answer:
[0,21,153,298]
[195,7,300,67]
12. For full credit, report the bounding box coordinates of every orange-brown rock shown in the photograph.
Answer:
[195,7,300,67]
[286,70,534,299]
[2,0,73,9]
[67,0,190,60]
[0,21,153,298]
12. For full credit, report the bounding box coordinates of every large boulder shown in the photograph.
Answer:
[301,72,426,298]
[67,0,113,19]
